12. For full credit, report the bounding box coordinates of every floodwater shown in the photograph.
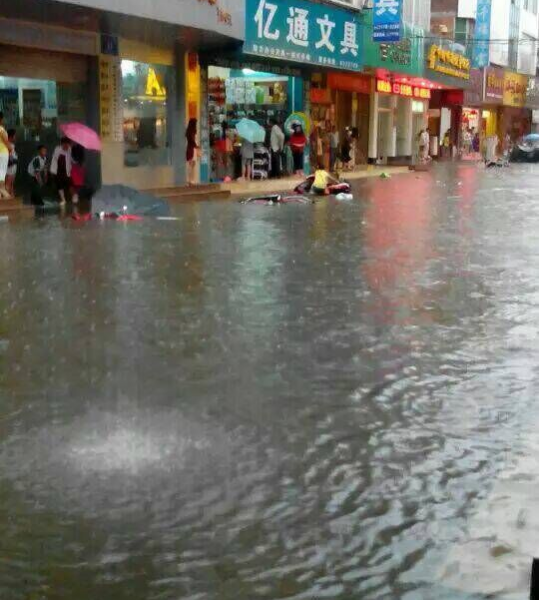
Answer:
[0,163,538,600]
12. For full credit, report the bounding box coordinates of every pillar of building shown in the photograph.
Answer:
[173,44,188,185]
[368,92,379,160]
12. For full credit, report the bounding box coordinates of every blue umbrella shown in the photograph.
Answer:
[524,133,539,142]
[236,118,266,144]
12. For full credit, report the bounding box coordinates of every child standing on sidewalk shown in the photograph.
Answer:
[27,145,48,206]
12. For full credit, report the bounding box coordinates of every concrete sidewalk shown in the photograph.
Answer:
[220,165,411,197]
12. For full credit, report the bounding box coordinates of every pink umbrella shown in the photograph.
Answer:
[60,122,102,151]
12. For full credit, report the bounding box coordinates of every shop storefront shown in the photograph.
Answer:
[200,0,364,181]
[99,39,177,189]
[424,42,472,155]
[362,15,433,163]
[461,68,485,153]
[203,54,303,181]
[327,72,371,165]
[482,66,504,141]
[372,79,431,162]
[0,19,99,192]
[527,77,539,133]
[2,0,245,192]
[500,71,530,141]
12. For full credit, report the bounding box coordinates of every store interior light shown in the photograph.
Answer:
[242,68,256,75]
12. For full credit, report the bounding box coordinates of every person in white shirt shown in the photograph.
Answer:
[329,125,340,172]
[418,129,430,163]
[5,129,17,197]
[269,119,285,178]
[50,137,72,205]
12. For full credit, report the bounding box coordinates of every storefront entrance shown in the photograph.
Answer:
[207,65,299,181]
[0,44,91,194]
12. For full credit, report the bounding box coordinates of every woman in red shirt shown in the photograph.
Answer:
[289,124,307,176]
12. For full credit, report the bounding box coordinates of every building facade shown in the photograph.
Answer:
[0,0,244,191]
[430,0,539,151]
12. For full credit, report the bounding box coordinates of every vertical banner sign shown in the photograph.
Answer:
[472,0,491,68]
[99,56,123,142]
[373,0,402,43]
[245,0,362,71]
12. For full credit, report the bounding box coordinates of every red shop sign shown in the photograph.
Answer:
[376,79,431,99]
[310,88,332,104]
[328,72,371,95]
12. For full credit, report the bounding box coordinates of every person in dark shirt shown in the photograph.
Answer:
[27,145,48,206]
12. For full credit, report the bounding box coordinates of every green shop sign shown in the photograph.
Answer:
[363,11,424,76]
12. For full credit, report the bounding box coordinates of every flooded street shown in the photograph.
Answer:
[1,163,539,599]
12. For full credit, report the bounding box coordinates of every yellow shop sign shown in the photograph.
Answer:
[503,71,528,107]
[427,45,470,80]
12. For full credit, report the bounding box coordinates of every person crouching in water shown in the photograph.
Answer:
[312,163,340,195]
[27,145,48,206]
[50,136,72,206]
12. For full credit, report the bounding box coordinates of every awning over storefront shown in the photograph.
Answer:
[55,0,246,41]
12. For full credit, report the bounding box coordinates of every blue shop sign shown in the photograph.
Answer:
[244,0,363,71]
[373,0,402,43]
[472,0,491,68]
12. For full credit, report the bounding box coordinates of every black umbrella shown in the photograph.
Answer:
[92,185,170,217]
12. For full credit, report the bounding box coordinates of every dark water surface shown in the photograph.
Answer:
[1,164,538,600]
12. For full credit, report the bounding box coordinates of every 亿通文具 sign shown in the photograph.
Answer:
[245,0,363,71]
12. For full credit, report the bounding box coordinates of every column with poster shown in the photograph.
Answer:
[99,56,123,143]
[303,78,311,175]
[22,90,42,134]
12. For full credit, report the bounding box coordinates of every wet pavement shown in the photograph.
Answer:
[0,162,538,600]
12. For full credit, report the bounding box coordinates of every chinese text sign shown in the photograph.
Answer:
[245,0,363,71]
[472,0,491,68]
[373,0,402,43]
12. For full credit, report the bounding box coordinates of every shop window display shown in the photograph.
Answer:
[208,66,289,181]
[0,76,87,191]
[122,60,172,168]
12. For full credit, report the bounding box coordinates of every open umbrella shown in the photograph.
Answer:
[285,112,312,136]
[236,118,266,144]
[92,185,170,217]
[524,133,539,143]
[60,123,102,151]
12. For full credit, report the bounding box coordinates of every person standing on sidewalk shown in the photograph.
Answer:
[270,119,285,178]
[50,137,72,205]
[5,129,17,198]
[0,112,13,200]
[27,145,48,206]
[240,138,254,181]
[185,118,199,186]
[289,124,307,176]
[329,125,339,172]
